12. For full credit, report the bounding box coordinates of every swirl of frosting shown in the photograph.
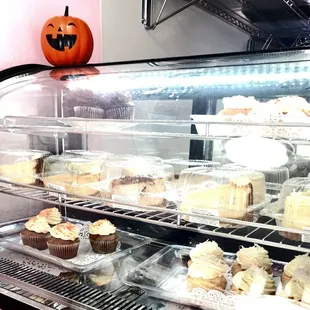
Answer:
[50,222,79,241]
[284,254,310,278]
[89,219,116,236]
[222,96,258,110]
[236,245,272,270]
[232,266,276,295]
[25,215,50,234]
[190,240,224,261]
[187,255,227,280]
[39,208,62,225]
[284,272,310,304]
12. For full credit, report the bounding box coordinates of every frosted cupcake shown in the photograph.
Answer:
[284,270,310,304]
[21,215,51,250]
[189,240,224,266]
[231,245,272,276]
[39,208,62,226]
[231,266,276,296]
[89,219,119,254]
[282,254,310,286]
[187,255,228,292]
[47,222,79,259]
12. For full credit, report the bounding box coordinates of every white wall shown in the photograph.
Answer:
[101,0,250,62]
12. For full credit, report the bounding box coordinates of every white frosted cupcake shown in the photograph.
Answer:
[231,266,276,296]
[89,219,119,254]
[232,245,272,276]
[189,240,224,266]
[39,207,62,226]
[282,254,310,286]
[21,215,51,250]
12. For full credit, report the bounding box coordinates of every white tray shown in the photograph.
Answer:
[0,218,151,273]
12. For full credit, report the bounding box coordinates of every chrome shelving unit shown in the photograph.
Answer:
[1,180,309,254]
[142,0,310,49]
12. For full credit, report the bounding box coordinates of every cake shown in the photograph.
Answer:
[187,255,228,292]
[281,191,310,241]
[0,150,50,186]
[188,240,224,266]
[283,269,310,305]
[231,245,272,276]
[88,219,119,254]
[219,96,258,117]
[47,222,79,259]
[231,266,276,296]
[281,254,310,286]
[42,156,104,198]
[39,208,62,226]
[110,176,166,208]
[20,215,51,250]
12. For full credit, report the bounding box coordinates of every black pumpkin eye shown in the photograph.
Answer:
[68,22,77,27]
[47,23,54,28]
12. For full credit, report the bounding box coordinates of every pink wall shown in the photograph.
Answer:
[0,0,101,69]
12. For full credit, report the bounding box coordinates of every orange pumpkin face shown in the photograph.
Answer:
[41,6,94,66]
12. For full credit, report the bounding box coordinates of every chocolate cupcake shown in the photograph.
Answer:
[21,215,51,250]
[89,219,119,254]
[47,222,79,259]
[39,207,62,227]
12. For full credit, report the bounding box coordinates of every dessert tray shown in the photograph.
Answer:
[0,218,151,273]
[123,245,307,310]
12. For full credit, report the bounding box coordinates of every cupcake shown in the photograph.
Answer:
[39,208,62,226]
[47,222,79,259]
[231,266,276,296]
[187,255,228,292]
[89,219,119,254]
[282,254,310,286]
[20,215,51,250]
[284,270,310,304]
[231,245,272,276]
[188,240,224,266]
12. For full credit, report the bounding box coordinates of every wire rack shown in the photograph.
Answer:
[1,181,310,254]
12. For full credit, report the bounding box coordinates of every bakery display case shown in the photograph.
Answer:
[2,48,310,309]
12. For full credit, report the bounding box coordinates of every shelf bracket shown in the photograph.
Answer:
[142,0,200,30]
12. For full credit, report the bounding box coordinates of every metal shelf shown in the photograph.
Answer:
[1,180,310,254]
[142,0,310,49]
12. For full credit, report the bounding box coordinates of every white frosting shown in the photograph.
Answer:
[284,271,310,304]
[25,215,50,234]
[89,219,116,236]
[232,266,276,295]
[190,241,224,260]
[274,96,309,113]
[284,254,310,278]
[39,208,62,225]
[236,245,272,270]
[222,96,258,110]
[50,222,79,241]
[187,255,227,280]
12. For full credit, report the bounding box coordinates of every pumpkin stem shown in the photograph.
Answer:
[64,6,69,16]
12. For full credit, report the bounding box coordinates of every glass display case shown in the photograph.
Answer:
[2,48,310,309]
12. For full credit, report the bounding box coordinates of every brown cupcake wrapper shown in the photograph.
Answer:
[47,242,79,259]
[21,234,50,250]
[89,237,119,254]
[74,106,105,118]
[103,107,135,119]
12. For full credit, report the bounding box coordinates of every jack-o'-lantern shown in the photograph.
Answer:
[41,6,94,66]
[49,67,100,81]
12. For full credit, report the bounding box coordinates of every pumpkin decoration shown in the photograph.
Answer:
[41,6,94,66]
[49,67,100,81]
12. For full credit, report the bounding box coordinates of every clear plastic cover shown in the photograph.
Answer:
[179,168,266,227]
[102,157,171,210]
[42,155,105,198]
[64,150,112,159]
[0,149,51,187]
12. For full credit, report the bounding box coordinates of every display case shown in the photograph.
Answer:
[2,48,310,309]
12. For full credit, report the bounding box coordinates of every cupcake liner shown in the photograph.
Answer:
[21,234,50,250]
[103,107,135,119]
[89,237,119,254]
[48,241,79,259]
[74,106,105,118]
